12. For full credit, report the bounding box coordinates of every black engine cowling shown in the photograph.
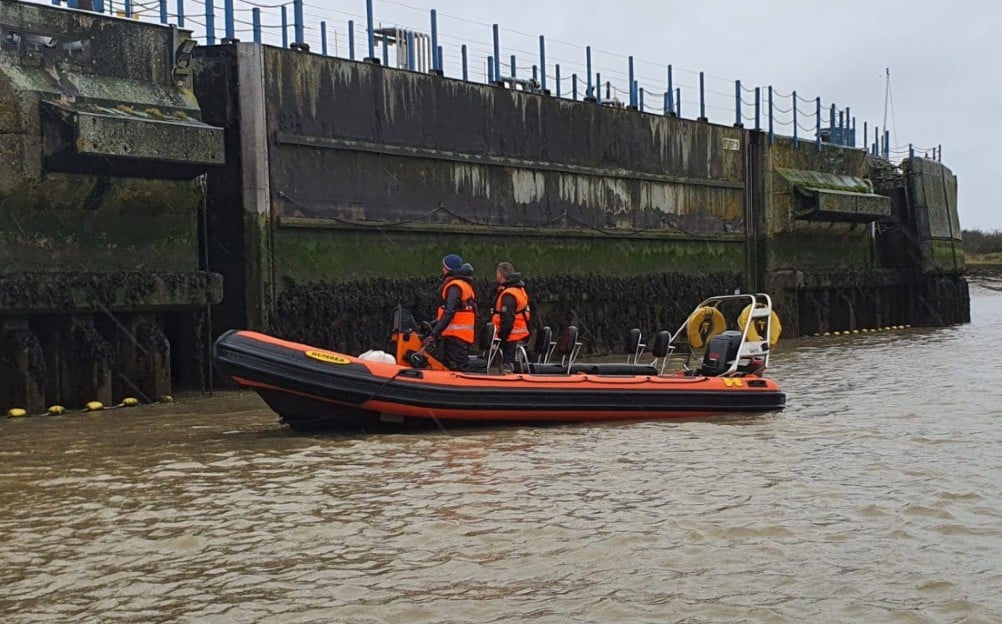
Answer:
[700,330,743,376]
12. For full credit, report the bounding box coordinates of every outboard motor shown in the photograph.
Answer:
[700,330,743,376]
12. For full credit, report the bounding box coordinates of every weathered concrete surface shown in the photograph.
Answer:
[902,157,964,274]
[0,1,226,411]
[0,0,223,185]
[262,48,746,232]
[194,45,752,341]
[194,43,968,350]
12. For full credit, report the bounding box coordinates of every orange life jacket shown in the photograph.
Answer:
[436,278,476,343]
[491,285,531,342]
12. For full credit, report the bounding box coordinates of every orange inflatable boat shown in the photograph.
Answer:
[213,294,785,431]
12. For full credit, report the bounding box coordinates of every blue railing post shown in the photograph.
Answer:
[430,10,439,72]
[639,86,644,112]
[606,80,611,101]
[663,92,669,115]
[768,86,774,145]
[585,46,593,101]
[124,0,132,18]
[792,90,799,148]
[532,65,538,82]
[205,0,215,45]
[874,126,880,156]
[365,0,376,61]
[382,34,389,66]
[348,20,355,60]
[838,110,845,144]
[754,86,761,130]
[407,31,416,70]
[698,71,706,120]
[539,35,547,93]
[735,80,742,127]
[815,97,821,151]
[510,54,516,78]
[461,45,468,81]
[252,8,261,44]
[851,117,856,147]
[572,74,578,100]
[628,56,636,108]
[676,87,681,118]
[159,0,168,24]
[830,104,836,140]
[555,63,560,98]
[176,0,184,27]
[294,0,304,46]
[224,0,234,41]
[937,145,942,161]
[596,73,601,104]
[437,46,443,73]
[321,21,327,55]
[488,56,494,83]
[909,143,914,159]
[492,24,501,82]
[884,129,890,158]
[863,121,868,151]
[280,5,288,48]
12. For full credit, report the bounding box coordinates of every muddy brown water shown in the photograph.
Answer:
[2,283,1001,623]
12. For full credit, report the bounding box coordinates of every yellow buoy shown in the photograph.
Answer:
[159,395,175,404]
[122,397,140,408]
[7,408,28,419]
[852,330,860,335]
[738,304,783,346]
[905,324,911,329]
[47,405,66,416]
[685,306,726,348]
[823,332,831,337]
[85,401,104,412]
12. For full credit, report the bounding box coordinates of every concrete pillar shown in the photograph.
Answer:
[59,317,113,408]
[744,129,769,293]
[236,43,275,332]
[36,321,64,406]
[1,320,46,414]
[172,310,212,391]
[113,314,171,402]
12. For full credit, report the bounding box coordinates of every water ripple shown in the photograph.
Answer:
[2,296,1002,622]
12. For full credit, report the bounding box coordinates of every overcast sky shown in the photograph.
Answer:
[48,0,1002,229]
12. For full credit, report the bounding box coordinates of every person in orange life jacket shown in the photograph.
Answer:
[491,261,531,374]
[423,254,477,371]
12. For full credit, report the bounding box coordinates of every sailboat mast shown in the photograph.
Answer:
[882,67,890,132]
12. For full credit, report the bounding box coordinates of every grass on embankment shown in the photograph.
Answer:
[962,230,1002,276]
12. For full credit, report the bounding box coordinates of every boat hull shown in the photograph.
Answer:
[214,330,786,431]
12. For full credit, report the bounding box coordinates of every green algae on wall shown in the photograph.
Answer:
[0,176,203,273]
[272,226,746,286]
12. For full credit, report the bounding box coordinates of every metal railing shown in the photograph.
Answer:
[43,0,942,162]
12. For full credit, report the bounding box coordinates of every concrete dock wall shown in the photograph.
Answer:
[0,1,970,414]
[0,1,224,413]
[194,44,968,355]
